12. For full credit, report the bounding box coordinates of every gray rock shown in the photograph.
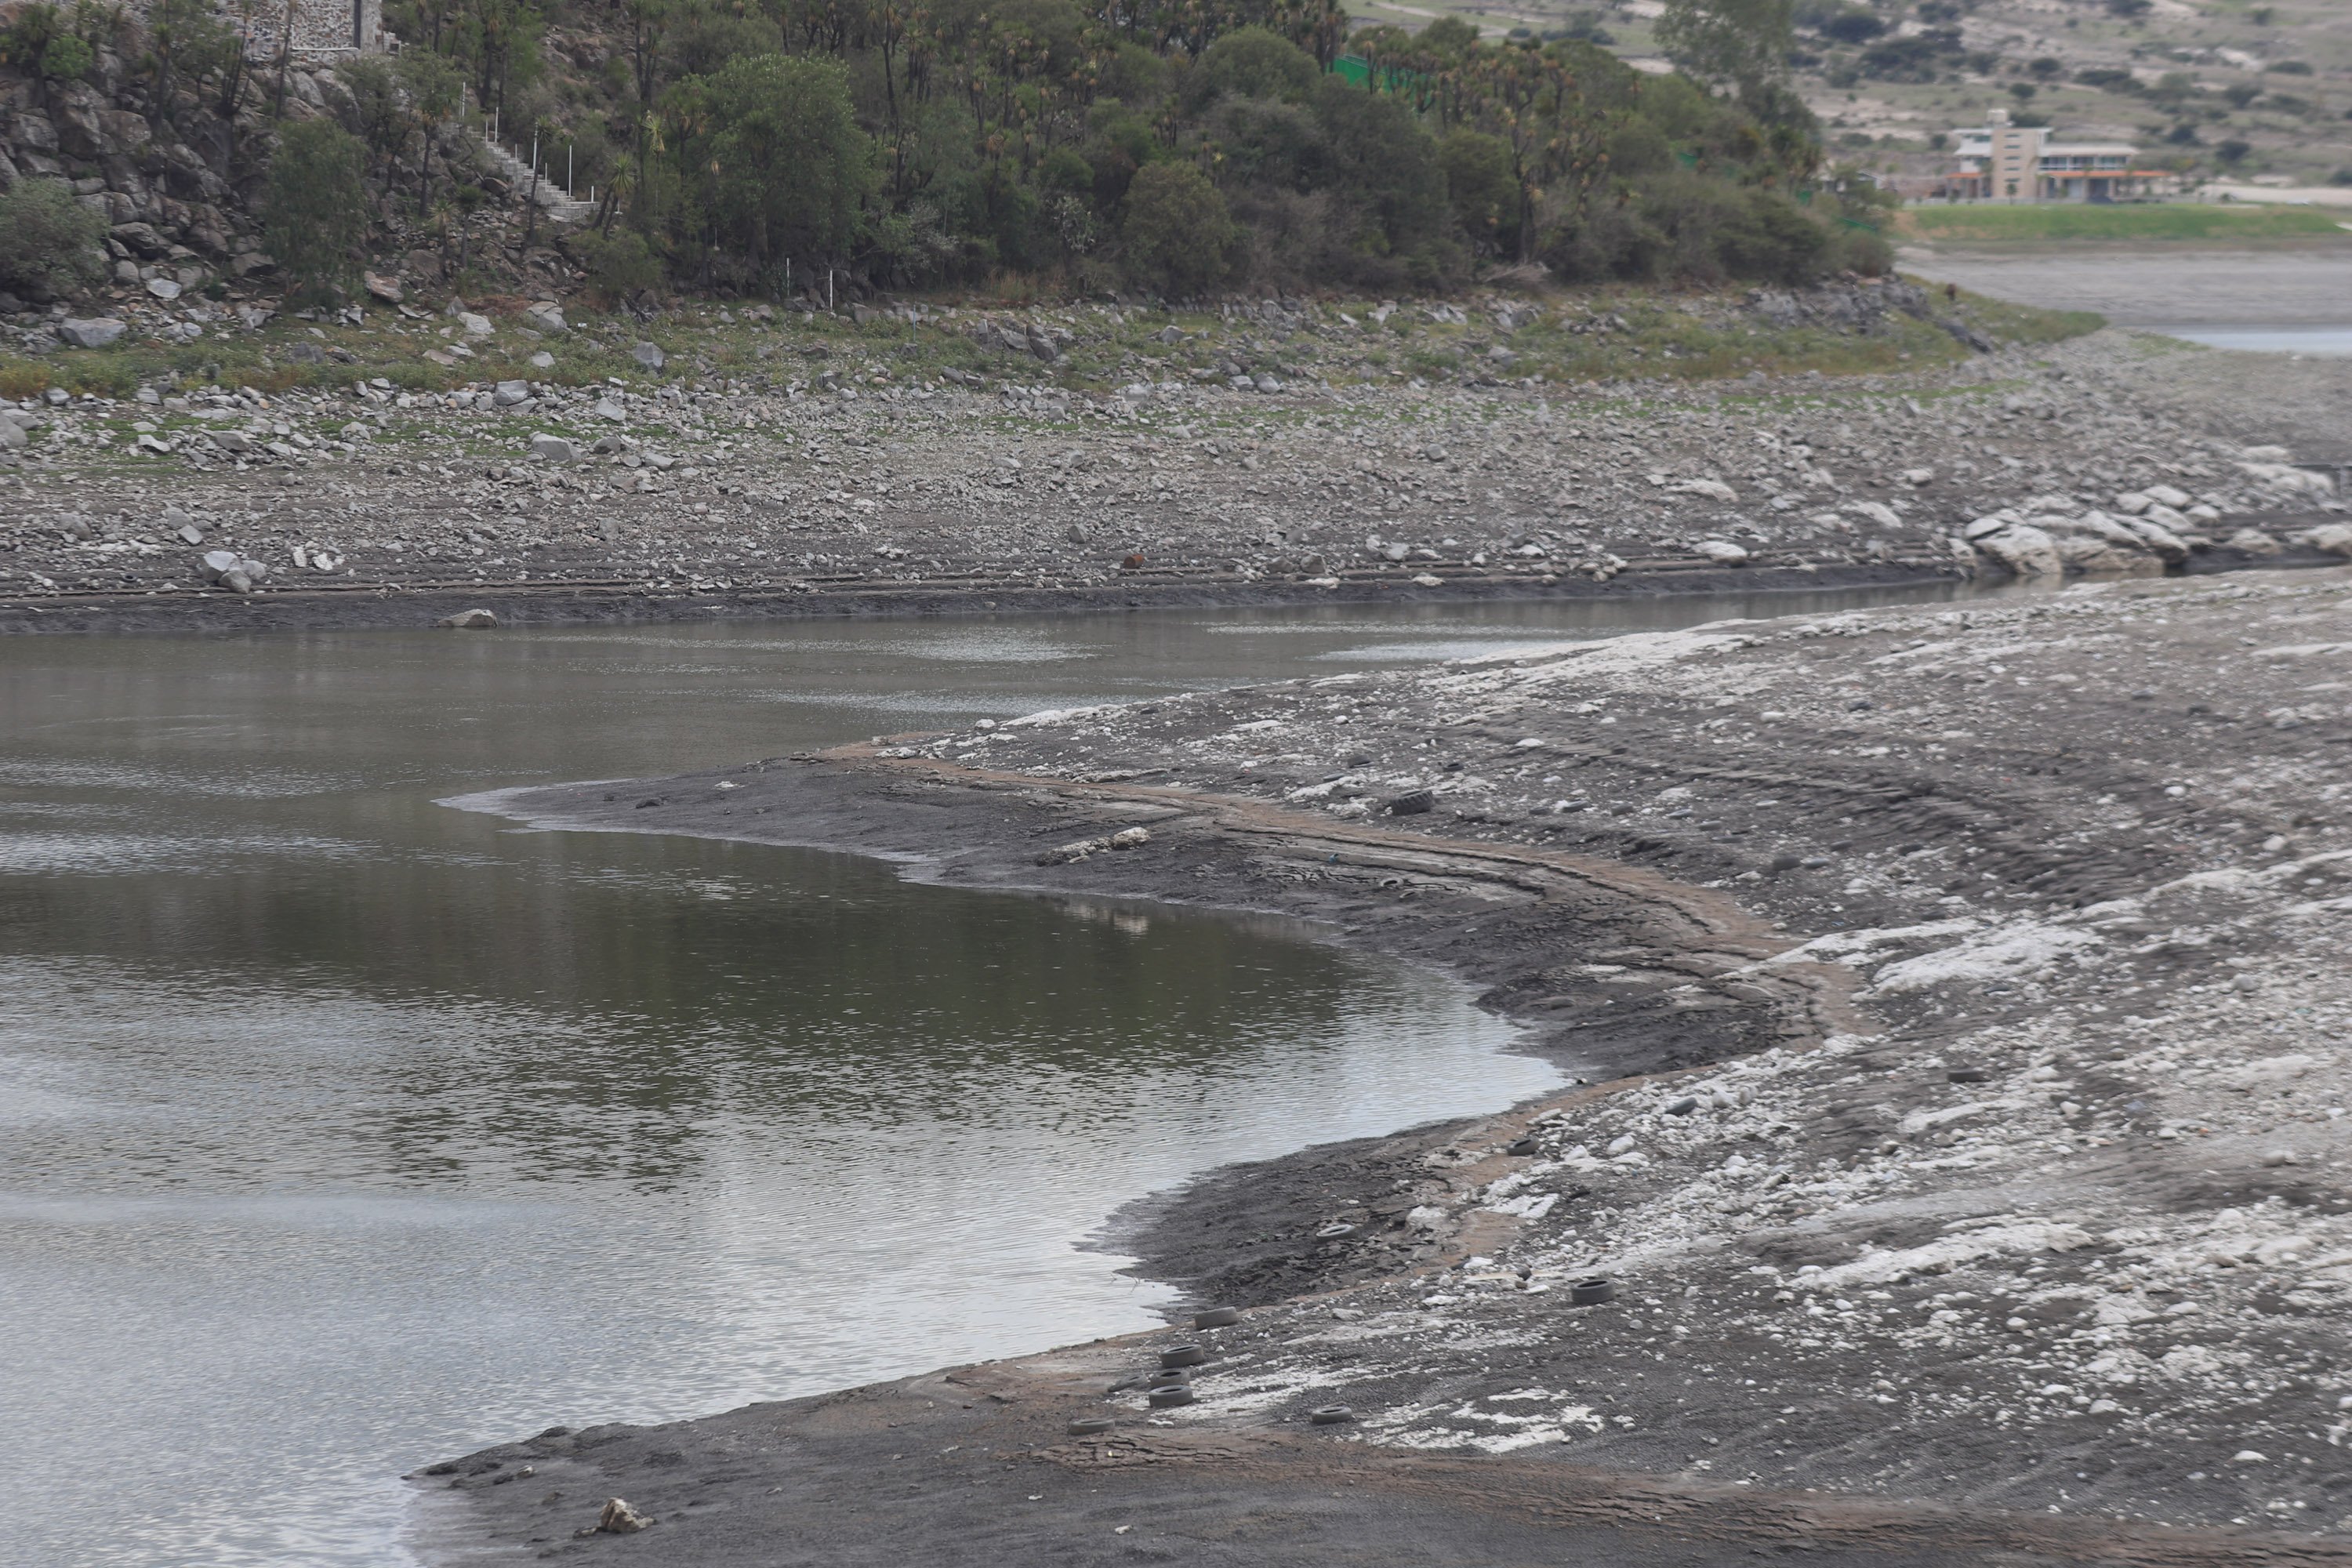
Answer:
[1970,523,2063,578]
[1692,539,1749,565]
[58,318,126,349]
[178,524,203,545]
[145,277,183,300]
[529,433,579,463]
[437,608,499,630]
[0,419,24,450]
[593,398,628,423]
[458,311,494,336]
[528,350,554,369]
[492,379,532,407]
[2301,522,2352,559]
[2226,528,2283,555]
[633,341,666,372]
[524,302,566,333]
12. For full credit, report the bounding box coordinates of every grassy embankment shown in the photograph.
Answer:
[0,282,2100,449]
[1895,202,2352,245]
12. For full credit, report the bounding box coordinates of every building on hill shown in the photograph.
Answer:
[172,0,392,60]
[1946,108,2157,202]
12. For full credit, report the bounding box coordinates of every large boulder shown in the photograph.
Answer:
[1969,523,2063,578]
[528,433,579,463]
[2299,522,2352,559]
[632,341,666,372]
[492,379,532,407]
[437,608,499,629]
[57,318,125,349]
[524,301,566,333]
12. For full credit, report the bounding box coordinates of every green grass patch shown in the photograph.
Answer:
[1894,202,2350,245]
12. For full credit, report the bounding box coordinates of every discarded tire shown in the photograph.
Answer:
[1160,1345,1207,1368]
[1193,1306,1241,1329]
[1149,1386,1196,1408]
[1308,1406,1355,1425]
[1506,1138,1539,1156]
[1316,1223,1358,1240]
[1947,1067,1989,1083]
[1570,1276,1617,1306]
[1149,1367,1190,1384]
[1385,790,1436,816]
[1066,1417,1116,1436]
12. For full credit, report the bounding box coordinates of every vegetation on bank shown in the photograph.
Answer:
[1895,201,2352,245]
[0,277,2099,410]
[308,0,1896,303]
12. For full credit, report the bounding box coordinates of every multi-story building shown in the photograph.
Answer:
[1947,108,2153,201]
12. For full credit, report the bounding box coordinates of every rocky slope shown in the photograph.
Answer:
[2,325,2347,630]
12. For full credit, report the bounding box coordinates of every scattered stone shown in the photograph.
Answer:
[529,434,580,464]
[364,273,404,305]
[436,608,499,629]
[58,318,127,349]
[633,341,666,372]
[582,1498,653,1535]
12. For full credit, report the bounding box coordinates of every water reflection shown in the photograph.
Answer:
[0,584,1984,1566]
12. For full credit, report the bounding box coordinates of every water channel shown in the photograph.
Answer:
[1,583,1986,1566]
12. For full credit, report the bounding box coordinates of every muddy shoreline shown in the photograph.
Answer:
[416,564,2352,1566]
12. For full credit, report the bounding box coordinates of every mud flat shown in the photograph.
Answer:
[416,564,2352,1565]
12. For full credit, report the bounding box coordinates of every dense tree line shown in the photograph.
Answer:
[353,0,1889,299]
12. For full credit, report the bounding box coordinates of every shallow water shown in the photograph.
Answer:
[2150,324,2352,358]
[0,584,1984,1566]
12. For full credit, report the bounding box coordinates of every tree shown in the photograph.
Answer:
[0,178,107,297]
[265,119,369,300]
[1121,161,1232,294]
[685,54,874,269]
[397,49,464,219]
[1656,0,1794,103]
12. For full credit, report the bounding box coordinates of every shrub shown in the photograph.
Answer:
[0,178,107,296]
[1188,27,1318,108]
[572,227,662,303]
[265,119,370,301]
[1120,162,1233,296]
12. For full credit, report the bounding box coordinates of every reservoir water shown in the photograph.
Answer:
[0,584,1977,1566]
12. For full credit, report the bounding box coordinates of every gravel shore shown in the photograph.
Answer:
[5,324,2349,634]
[422,563,2352,1564]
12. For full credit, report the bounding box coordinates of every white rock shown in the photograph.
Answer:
[2112,491,2151,515]
[437,608,499,629]
[1846,500,1902,529]
[145,277,183,300]
[2226,528,2283,555]
[593,398,628,423]
[492,379,533,408]
[2143,483,2190,508]
[1969,524,2062,577]
[459,312,494,336]
[528,351,554,369]
[2120,514,2188,564]
[1693,539,1749,565]
[1675,478,1738,502]
[2298,523,2352,558]
[633,341,666,371]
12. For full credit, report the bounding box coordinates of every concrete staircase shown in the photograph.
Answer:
[478,136,597,226]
